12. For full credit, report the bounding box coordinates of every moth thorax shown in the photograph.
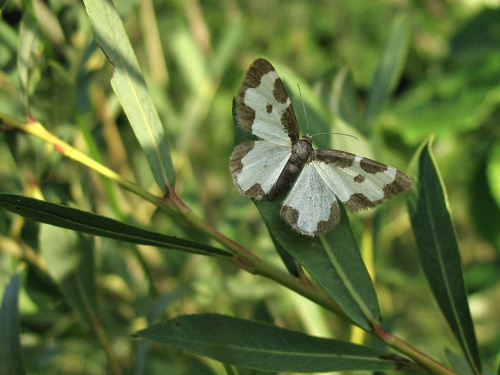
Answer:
[292,136,313,163]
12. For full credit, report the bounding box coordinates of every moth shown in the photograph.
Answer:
[229,58,412,236]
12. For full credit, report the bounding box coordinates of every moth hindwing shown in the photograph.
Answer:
[230,58,412,236]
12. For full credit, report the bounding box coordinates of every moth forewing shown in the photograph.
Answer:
[236,58,300,145]
[313,150,412,212]
[229,140,291,199]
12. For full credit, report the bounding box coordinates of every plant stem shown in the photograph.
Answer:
[2,114,459,375]
[373,324,458,375]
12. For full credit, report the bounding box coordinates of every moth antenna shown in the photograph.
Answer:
[296,84,311,135]
[310,132,359,140]
[296,84,357,141]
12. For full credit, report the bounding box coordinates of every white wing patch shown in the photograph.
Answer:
[281,163,340,236]
[244,70,293,145]
[230,140,291,199]
[315,155,396,204]
[280,154,410,236]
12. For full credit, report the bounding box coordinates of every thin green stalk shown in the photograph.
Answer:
[373,324,458,375]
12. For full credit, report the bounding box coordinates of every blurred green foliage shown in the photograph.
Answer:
[1,0,500,373]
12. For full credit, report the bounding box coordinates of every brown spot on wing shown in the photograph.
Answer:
[273,78,288,103]
[281,205,299,228]
[229,141,267,200]
[354,174,365,183]
[281,201,341,236]
[266,104,273,113]
[236,59,275,133]
[384,170,412,196]
[314,149,356,169]
[314,202,341,235]
[229,142,255,177]
[360,157,388,174]
[281,104,300,143]
[244,184,265,199]
[241,58,275,89]
[344,170,412,211]
[235,99,256,132]
[344,193,377,211]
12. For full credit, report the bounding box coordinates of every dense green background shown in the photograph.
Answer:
[1,0,500,373]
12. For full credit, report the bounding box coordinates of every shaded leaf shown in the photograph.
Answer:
[445,349,475,375]
[407,136,481,373]
[40,226,96,316]
[486,142,500,209]
[0,274,26,375]
[31,61,75,126]
[133,287,191,375]
[255,198,379,331]
[83,0,175,192]
[0,193,232,257]
[265,221,299,277]
[134,314,396,373]
[360,14,410,134]
[18,13,39,111]
[316,65,359,127]
[469,159,500,248]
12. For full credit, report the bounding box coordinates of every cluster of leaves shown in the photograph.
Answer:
[1,0,500,374]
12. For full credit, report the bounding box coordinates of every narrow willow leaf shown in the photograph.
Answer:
[18,14,38,111]
[316,66,358,127]
[407,136,481,373]
[360,14,410,133]
[83,0,175,192]
[133,287,191,375]
[40,227,96,317]
[265,221,299,277]
[255,198,380,331]
[134,314,397,373]
[0,274,26,375]
[32,61,75,126]
[445,349,475,375]
[486,142,500,208]
[0,193,232,257]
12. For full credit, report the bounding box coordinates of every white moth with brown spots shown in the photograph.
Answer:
[230,58,412,236]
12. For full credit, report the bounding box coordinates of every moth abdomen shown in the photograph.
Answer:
[268,136,313,200]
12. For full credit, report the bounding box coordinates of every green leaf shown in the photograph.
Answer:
[486,142,500,208]
[388,74,499,145]
[255,198,380,331]
[469,159,500,248]
[0,274,26,375]
[40,228,96,317]
[445,349,475,375]
[317,66,359,127]
[266,224,299,278]
[18,14,39,111]
[134,314,396,373]
[360,14,410,134]
[31,61,75,126]
[407,136,481,373]
[133,287,191,375]
[0,193,232,257]
[82,0,175,192]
